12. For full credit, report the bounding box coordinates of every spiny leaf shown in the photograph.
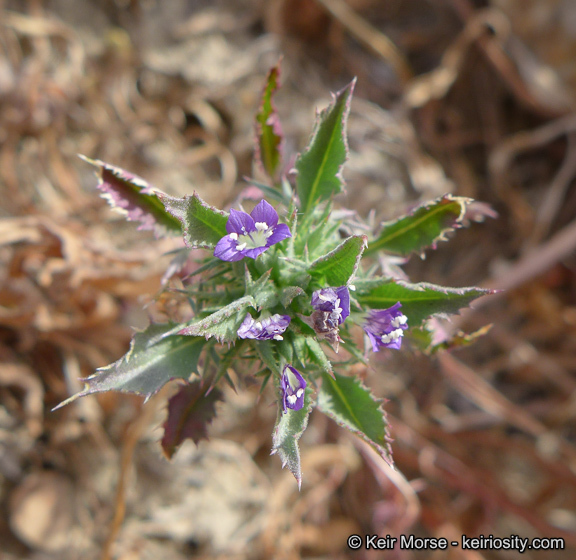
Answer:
[280,286,305,307]
[161,379,223,459]
[271,387,313,488]
[254,340,279,373]
[317,372,393,466]
[245,268,278,310]
[355,278,495,327]
[53,324,205,408]
[295,79,355,213]
[80,156,181,237]
[366,194,473,257]
[179,296,257,342]
[308,235,367,287]
[255,62,283,180]
[305,338,333,375]
[159,192,228,249]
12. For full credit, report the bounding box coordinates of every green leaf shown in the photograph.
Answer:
[161,379,223,459]
[317,372,392,465]
[295,80,355,213]
[159,192,228,249]
[355,278,494,327]
[254,340,279,373]
[245,268,278,310]
[280,286,305,307]
[80,155,182,237]
[305,211,341,258]
[305,338,333,375]
[308,235,367,286]
[53,324,205,407]
[179,296,257,342]
[366,194,473,257]
[246,179,291,206]
[271,388,313,488]
[255,62,283,180]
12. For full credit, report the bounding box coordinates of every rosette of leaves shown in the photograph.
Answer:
[55,63,495,487]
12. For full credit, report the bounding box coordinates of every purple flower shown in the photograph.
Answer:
[281,365,306,412]
[237,313,291,341]
[363,302,408,351]
[214,200,291,261]
[311,286,350,325]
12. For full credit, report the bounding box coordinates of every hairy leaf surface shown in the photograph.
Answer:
[160,192,228,249]
[54,324,205,407]
[366,194,473,256]
[355,278,494,326]
[295,80,355,213]
[318,372,392,465]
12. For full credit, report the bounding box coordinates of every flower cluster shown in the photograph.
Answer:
[237,314,290,341]
[217,201,410,412]
[363,303,408,351]
[214,200,291,261]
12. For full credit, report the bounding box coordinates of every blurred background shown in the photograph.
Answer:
[2,0,576,558]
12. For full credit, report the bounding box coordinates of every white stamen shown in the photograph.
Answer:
[318,294,330,301]
[255,222,268,231]
[391,315,407,328]
[381,329,404,344]
[348,284,356,291]
[229,232,238,240]
[236,242,247,251]
[273,334,283,340]
[296,388,304,398]
[287,394,297,405]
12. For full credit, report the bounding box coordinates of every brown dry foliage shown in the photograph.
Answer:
[1,0,576,559]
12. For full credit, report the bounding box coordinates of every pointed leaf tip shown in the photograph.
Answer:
[366,194,476,257]
[295,79,355,213]
[161,380,223,459]
[255,62,284,181]
[79,155,181,237]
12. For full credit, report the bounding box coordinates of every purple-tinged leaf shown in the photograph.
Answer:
[410,320,492,354]
[159,192,228,249]
[79,155,181,237]
[366,194,475,257]
[295,79,355,213]
[53,324,205,408]
[161,380,223,459]
[255,62,284,180]
[308,235,367,287]
[355,278,496,327]
[318,372,393,466]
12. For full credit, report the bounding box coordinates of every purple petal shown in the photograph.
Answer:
[365,329,381,353]
[266,222,292,246]
[250,199,278,228]
[311,286,350,325]
[261,314,291,338]
[335,286,350,323]
[362,302,408,352]
[281,365,306,412]
[242,245,271,260]
[226,208,255,235]
[214,235,244,261]
[237,314,259,338]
